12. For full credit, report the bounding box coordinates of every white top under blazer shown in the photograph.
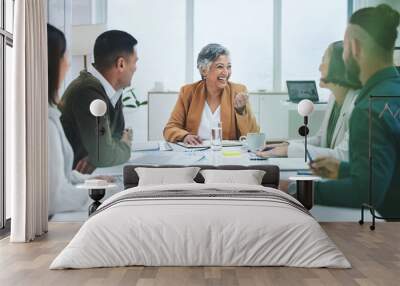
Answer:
[198,102,221,140]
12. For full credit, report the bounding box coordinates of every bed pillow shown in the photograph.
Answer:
[135,167,201,186]
[200,169,266,185]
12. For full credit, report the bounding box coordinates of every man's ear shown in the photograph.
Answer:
[351,38,362,61]
[116,57,125,70]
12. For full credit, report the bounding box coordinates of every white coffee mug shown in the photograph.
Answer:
[239,133,266,152]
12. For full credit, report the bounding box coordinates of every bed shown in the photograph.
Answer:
[50,165,350,269]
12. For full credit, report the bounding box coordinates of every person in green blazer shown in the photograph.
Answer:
[311,4,400,218]
[61,30,138,173]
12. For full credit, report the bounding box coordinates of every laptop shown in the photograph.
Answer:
[286,80,326,104]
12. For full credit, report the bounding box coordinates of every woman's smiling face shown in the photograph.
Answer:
[203,55,232,90]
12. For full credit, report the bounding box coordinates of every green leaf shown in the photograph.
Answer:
[124,104,138,108]
[122,96,131,102]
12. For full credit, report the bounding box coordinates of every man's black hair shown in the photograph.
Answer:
[94,30,138,70]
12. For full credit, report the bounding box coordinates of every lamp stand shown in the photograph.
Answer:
[96,117,100,161]
[304,116,308,162]
[298,116,309,162]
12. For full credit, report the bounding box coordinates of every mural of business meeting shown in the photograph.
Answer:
[2,1,400,285]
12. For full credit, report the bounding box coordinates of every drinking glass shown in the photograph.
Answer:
[210,121,222,151]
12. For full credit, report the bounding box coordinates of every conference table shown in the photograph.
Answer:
[91,142,371,223]
[94,141,310,181]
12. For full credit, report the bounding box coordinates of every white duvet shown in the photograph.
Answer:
[50,183,350,269]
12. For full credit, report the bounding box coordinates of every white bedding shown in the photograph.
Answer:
[50,183,350,269]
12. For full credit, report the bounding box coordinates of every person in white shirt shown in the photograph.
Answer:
[258,41,362,161]
[47,24,113,215]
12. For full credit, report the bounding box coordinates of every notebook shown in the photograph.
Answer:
[132,142,160,152]
[176,140,242,149]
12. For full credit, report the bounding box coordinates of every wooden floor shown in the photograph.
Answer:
[1,222,399,286]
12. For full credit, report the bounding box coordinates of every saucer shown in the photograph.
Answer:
[76,183,118,190]
[84,179,108,187]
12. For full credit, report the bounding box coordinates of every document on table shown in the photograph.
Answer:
[132,142,160,151]
[176,140,242,149]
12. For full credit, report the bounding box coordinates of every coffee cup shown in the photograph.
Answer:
[239,133,266,152]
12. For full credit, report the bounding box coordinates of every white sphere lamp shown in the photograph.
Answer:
[297,99,314,117]
[90,99,107,117]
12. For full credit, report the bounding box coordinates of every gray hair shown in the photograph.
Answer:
[197,43,230,78]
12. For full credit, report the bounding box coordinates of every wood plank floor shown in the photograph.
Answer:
[1,222,399,286]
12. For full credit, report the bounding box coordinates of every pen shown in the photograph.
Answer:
[260,146,275,152]
[306,149,314,163]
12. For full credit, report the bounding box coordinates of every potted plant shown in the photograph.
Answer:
[122,88,148,108]
[122,88,148,135]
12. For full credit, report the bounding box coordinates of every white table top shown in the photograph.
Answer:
[93,142,309,178]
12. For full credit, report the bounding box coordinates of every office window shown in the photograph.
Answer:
[5,0,13,33]
[72,0,93,25]
[48,0,66,31]
[59,0,349,143]
[107,0,186,140]
[281,0,347,98]
[194,0,274,91]
[108,0,186,90]
[71,0,107,25]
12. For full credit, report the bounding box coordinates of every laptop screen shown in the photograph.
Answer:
[286,81,319,102]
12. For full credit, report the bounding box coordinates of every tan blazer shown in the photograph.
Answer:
[164,80,260,142]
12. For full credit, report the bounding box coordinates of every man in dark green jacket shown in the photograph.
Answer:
[61,30,138,173]
[311,4,400,218]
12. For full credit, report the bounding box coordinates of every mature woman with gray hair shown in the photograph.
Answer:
[164,43,259,144]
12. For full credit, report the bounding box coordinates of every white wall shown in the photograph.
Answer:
[107,0,187,141]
